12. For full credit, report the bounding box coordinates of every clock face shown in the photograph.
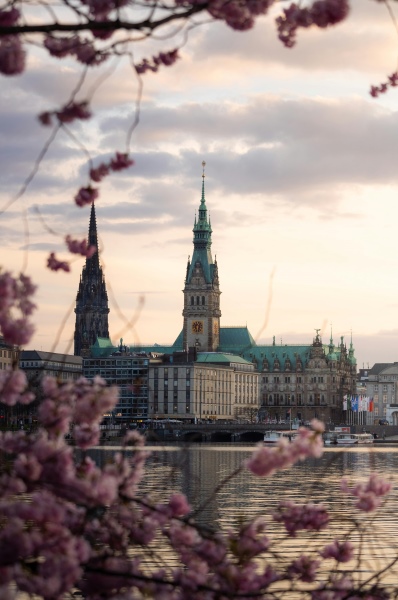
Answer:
[192,320,204,334]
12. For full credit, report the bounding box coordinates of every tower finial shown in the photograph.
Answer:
[201,161,206,204]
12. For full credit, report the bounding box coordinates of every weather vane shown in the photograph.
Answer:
[202,160,206,179]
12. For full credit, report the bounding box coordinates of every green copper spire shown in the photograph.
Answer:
[348,330,356,364]
[186,161,215,284]
[193,160,212,250]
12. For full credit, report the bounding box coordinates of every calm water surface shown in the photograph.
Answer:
[88,443,398,589]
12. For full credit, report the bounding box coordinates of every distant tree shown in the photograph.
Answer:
[235,405,259,423]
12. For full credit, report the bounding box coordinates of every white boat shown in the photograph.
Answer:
[263,430,296,443]
[336,433,374,445]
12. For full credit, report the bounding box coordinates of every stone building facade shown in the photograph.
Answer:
[258,332,357,424]
[148,352,260,422]
[79,167,357,425]
[366,362,398,425]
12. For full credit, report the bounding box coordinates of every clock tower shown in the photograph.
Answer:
[183,162,221,352]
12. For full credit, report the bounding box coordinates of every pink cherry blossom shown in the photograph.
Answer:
[287,554,320,583]
[135,50,179,74]
[276,0,349,48]
[230,517,270,561]
[246,421,324,477]
[0,36,25,75]
[90,162,109,182]
[0,369,34,406]
[341,473,391,512]
[56,101,91,124]
[273,500,330,536]
[320,539,354,563]
[74,186,99,207]
[0,271,36,345]
[47,252,70,272]
[0,317,35,346]
[65,235,96,258]
[110,152,134,172]
[74,423,101,449]
[0,8,21,26]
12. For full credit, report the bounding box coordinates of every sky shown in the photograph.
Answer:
[2,0,398,368]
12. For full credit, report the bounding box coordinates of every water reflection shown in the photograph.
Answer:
[86,444,398,587]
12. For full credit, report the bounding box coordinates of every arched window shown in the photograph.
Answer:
[202,296,205,305]
[191,296,194,306]
[196,296,199,305]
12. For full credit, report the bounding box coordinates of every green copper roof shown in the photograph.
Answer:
[242,345,312,370]
[186,169,215,285]
[93,337,114,349]
[219,326,256,352]
[196,352,253,366]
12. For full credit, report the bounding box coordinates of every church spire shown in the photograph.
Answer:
[74,203,110,356]
[86,201,101,274]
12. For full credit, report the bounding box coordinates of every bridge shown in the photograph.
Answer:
[146,423,292,443]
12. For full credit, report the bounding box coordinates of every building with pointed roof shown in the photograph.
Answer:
[74,203,110,356]
[81,166,357,424]
[182,162,221,353]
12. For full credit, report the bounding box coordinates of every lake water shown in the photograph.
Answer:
[88,443,398,592]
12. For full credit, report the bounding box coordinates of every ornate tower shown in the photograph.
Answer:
[182,162,221,352]
[74,203,110,356]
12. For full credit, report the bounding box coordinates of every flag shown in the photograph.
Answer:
[351,396,358,412]
[369,398,374,412]
[343,395,347,411]
[347,395,352,410]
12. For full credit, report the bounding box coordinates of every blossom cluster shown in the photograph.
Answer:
[246,418,324,477]
[370,72,398,98]
[38,101,92,127]
[0,271,36,345]
[0,373,393,600]
[341,472,392,512]
[65,235,97,258]
[135,50,180,74]
[276,0,349,48]
[273,500,330,537]
[89,152,134,183]
[0,0,354,82]
[47,252,71,272]
[72,151,134,208]
[44,34,108,65]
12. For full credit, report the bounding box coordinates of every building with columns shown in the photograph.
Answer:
[76,165,357,423]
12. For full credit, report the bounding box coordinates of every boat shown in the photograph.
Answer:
[323,432,337,445]
[263,430,296,444]
[336,432,374,445]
